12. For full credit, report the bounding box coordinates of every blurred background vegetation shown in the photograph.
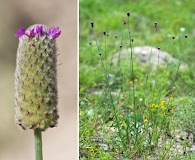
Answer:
[0,0,77,159]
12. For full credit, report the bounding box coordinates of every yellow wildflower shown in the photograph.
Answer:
[140,83,144,87]
[161,100,165,104]
[151,104,158,108]
[144,119,148,123]
[97,126,102,129]
[161,105,166,110]
[134,79,138,83]
[129,81,133,85]
[161,100,168,105]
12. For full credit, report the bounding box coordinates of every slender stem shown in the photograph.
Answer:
[34,129,43,160]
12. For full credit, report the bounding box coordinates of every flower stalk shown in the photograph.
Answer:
[14,24,61,160]
[34,129,43,160]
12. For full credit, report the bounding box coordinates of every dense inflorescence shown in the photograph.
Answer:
[15,24,61,131]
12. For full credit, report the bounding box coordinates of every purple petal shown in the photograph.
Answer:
[26,28,35,38]
[15,27,26,38]
[36,25,44,36]
[48,27,61,39]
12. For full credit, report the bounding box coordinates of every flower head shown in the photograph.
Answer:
[129,81,133,85]
[36,25,44,36]
[15,24,60,131]
[48,27,61,39]
[26,28,35,38]
[144,119,148,123]
[15,27,26,38]
[15,25,61,39]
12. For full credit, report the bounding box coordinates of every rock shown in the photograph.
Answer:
[111,46,187,70]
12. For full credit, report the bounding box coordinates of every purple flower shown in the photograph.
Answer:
[36,25,44,36]
[26,28,35,38]
[48,27,61,39]
[15,27,26,38]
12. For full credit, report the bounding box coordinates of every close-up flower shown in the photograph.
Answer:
[14,25,61,40]
[14,27,26,38]
[36,25,44,36]
[15,24,61,131]
[48,26,61,39]
[26,28,35,37]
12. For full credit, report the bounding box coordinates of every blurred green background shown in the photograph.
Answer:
[0,0,77,159]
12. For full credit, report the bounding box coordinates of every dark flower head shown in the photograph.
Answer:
[154,22,157,27]
[48,27,61,39]
[103,30,106,35]
[90,21,94,28]
[123,19,126,25]
[26,28,35,38]
[36,25,44,36]
[15,27,26,38]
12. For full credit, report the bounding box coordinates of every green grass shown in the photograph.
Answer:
[79,0,195,159]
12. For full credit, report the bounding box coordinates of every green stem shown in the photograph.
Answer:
[34,129,43,160]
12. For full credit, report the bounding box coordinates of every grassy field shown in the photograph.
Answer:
[79,0,195,159]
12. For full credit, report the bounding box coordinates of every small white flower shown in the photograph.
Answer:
[180,27,185,32]
[167,34,171,37]
[87,108,94,116]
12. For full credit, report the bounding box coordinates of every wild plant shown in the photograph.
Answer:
[80,11,191,159]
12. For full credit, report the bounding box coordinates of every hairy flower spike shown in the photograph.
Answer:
[14,24,61,131]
